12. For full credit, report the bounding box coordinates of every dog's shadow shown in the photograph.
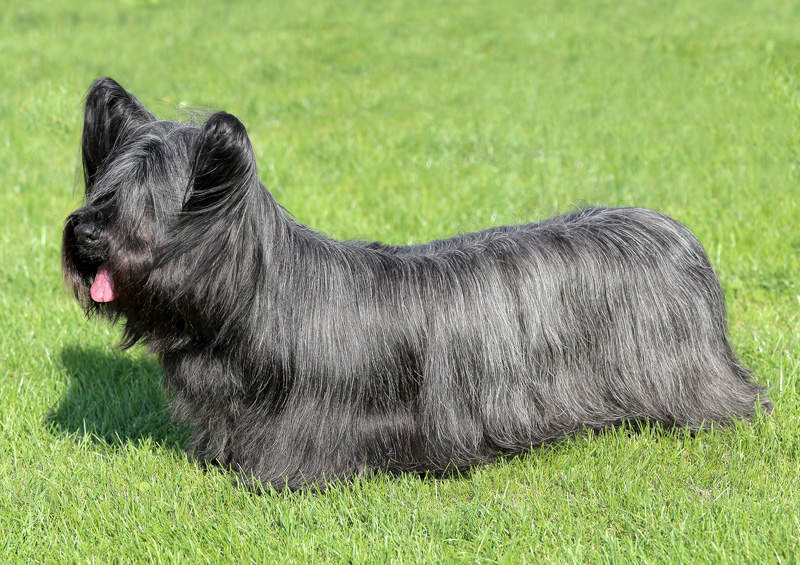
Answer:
[48,345,189,450]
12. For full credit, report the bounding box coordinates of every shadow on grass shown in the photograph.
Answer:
[48,344,189,450]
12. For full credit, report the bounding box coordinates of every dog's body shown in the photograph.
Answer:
[63,78,770,489]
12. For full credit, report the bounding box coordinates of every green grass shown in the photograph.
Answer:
[2,0,799,562]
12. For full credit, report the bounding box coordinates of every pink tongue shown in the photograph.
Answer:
[90,265,116,303]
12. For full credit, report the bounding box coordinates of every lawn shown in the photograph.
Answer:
[1,0,799,562]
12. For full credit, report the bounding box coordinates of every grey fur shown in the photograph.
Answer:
[63,78,770,490]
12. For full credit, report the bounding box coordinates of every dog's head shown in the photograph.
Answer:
[63,78,263,346]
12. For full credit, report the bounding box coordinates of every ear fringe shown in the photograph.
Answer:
[183,112,259,214]
[151,112,265,343]
[158,112,261,269]
[82,77,155,191]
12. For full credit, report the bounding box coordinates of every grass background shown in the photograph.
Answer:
[1,0,799,562]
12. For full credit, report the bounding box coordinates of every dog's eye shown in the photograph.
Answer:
[92,199,116,223]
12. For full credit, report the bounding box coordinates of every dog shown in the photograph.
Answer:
[62,77,770,490]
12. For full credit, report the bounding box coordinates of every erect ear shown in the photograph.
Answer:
[183,112,258,213]
[82,77,155,191]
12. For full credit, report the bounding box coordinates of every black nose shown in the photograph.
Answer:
[73,223,98,245]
